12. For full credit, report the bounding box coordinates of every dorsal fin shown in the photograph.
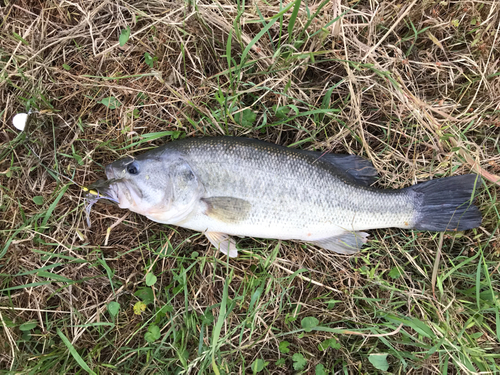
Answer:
[301,151,378,186]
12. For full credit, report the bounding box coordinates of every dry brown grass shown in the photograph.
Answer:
[1,0,499,373]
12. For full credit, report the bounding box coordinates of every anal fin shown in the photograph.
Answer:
[312,231,369,254]
[205,232,238,258]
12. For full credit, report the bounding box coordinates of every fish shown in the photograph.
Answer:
[85,137,482,257]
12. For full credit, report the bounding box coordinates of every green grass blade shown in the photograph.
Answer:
[1,225,29,260]
[57,328,97,375]
[211,272,231,374]
[298,0,330,39]
[481,251,500,341]
[239,1,295,68]
[37,271,73,282]
[226,28,233,70]
[288,0,302,41]
[1,281,52,292]
[476,251,482,310]
[41,184,68,229]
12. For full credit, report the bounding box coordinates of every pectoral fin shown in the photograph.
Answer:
[202,197,251,223]
[205,231,238,258]
[312,231,369,254]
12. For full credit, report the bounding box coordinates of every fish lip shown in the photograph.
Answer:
[86,182,119,205]
[105,183,120,204]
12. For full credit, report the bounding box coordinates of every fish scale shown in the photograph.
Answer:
[180,138,414,235]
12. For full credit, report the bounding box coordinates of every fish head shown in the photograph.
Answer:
[104,149,203,223]
[105,152,173,214]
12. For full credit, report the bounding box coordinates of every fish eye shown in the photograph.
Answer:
[127,162,139,175]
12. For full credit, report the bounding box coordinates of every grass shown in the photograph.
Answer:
[1,0,500,373]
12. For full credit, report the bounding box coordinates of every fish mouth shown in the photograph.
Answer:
[104,164,143,209]
[85,179,120,205]
[103,164,130,207]
[83,177,141,227]
[84,162,144,227]
[83,178,120,228]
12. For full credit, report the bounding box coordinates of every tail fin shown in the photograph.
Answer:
[410,174,482,231]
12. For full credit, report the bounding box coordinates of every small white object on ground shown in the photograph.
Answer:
[12,113,29,131]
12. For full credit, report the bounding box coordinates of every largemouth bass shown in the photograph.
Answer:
[86,137,482,257]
